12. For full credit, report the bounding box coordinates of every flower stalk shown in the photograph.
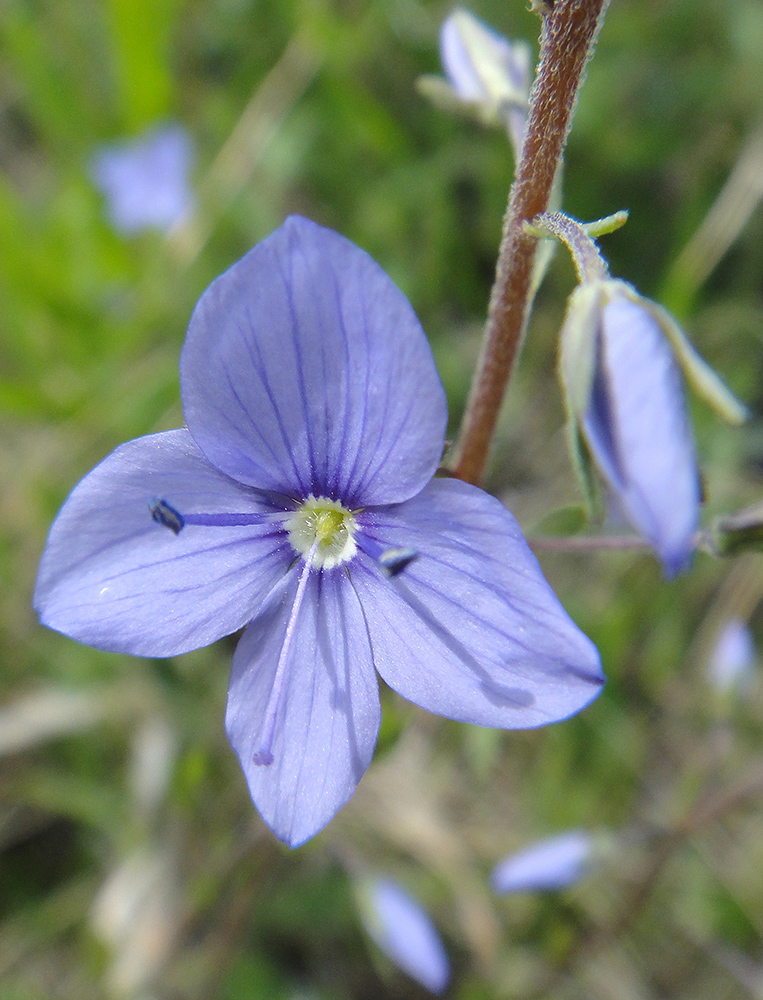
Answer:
[525,211,611,283]
[452,0,611,486]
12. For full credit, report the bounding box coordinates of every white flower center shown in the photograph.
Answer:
[286,495,358,569]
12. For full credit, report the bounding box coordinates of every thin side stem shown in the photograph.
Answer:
[452,0,611,486]
[528,211,610,283]
[527,534,652,553]
[528,530,707,555]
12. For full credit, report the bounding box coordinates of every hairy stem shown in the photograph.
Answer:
[452,0,611,486]
[527,210,610,283]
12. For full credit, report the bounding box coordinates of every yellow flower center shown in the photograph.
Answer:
[286,495,358,569]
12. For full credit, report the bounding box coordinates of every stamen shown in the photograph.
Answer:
[150,500,291,534]
[183,511,288,527]
[150,499,185,534]
[356,534,418,577]
[379,547,418,576]
[252,539,318,767]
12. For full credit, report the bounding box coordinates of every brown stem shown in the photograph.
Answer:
[451,0,611,486]
[677,759,763,835]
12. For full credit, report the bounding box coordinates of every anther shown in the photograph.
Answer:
[150,499,185,535]
[356,534,418,576]
[379,546,418,576]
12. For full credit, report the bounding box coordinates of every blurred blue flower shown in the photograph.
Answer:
[559,279,701,576]
[360,879,449,994]
[491,830,595,893]
[91,124,194,235]
[707,618,756,694]
[439,8,531,154]
[35,216,603,847]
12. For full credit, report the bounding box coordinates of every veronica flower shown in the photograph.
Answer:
[35,216,603,847]
[91,124,194,235]
[359,879,449,994]
[491,830,596,893]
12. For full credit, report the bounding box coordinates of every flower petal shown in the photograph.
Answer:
[225,568,381,847]
[491,830,595,893]
[361,879,450,994]
[35,429,289,657]
[350,479,603,728]
[181,215,447,506]
[585,293,700,575]
[707,617,756,694]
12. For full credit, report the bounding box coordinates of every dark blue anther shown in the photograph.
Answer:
[150,499,185,535]
[379,547,418,576]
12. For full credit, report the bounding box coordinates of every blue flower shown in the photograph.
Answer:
[491,830,596,893]
[359,878,449,994]
[559,279,701,576]
[35,216,603,846]
[91,124,194,235]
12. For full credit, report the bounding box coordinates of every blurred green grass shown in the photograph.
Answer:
[2,0,763,997]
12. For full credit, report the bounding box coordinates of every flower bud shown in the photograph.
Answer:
[418,9,531,156]
[559,279,701,576]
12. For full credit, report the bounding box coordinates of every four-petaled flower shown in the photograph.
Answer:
[35,216,603,847]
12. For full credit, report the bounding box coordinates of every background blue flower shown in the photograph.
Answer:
[91,124,194,235]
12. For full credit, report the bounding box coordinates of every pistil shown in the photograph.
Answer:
[286,495,358,568]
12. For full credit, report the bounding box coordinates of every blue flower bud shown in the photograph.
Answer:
[559,279,701,576]
[418,9,531,157]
